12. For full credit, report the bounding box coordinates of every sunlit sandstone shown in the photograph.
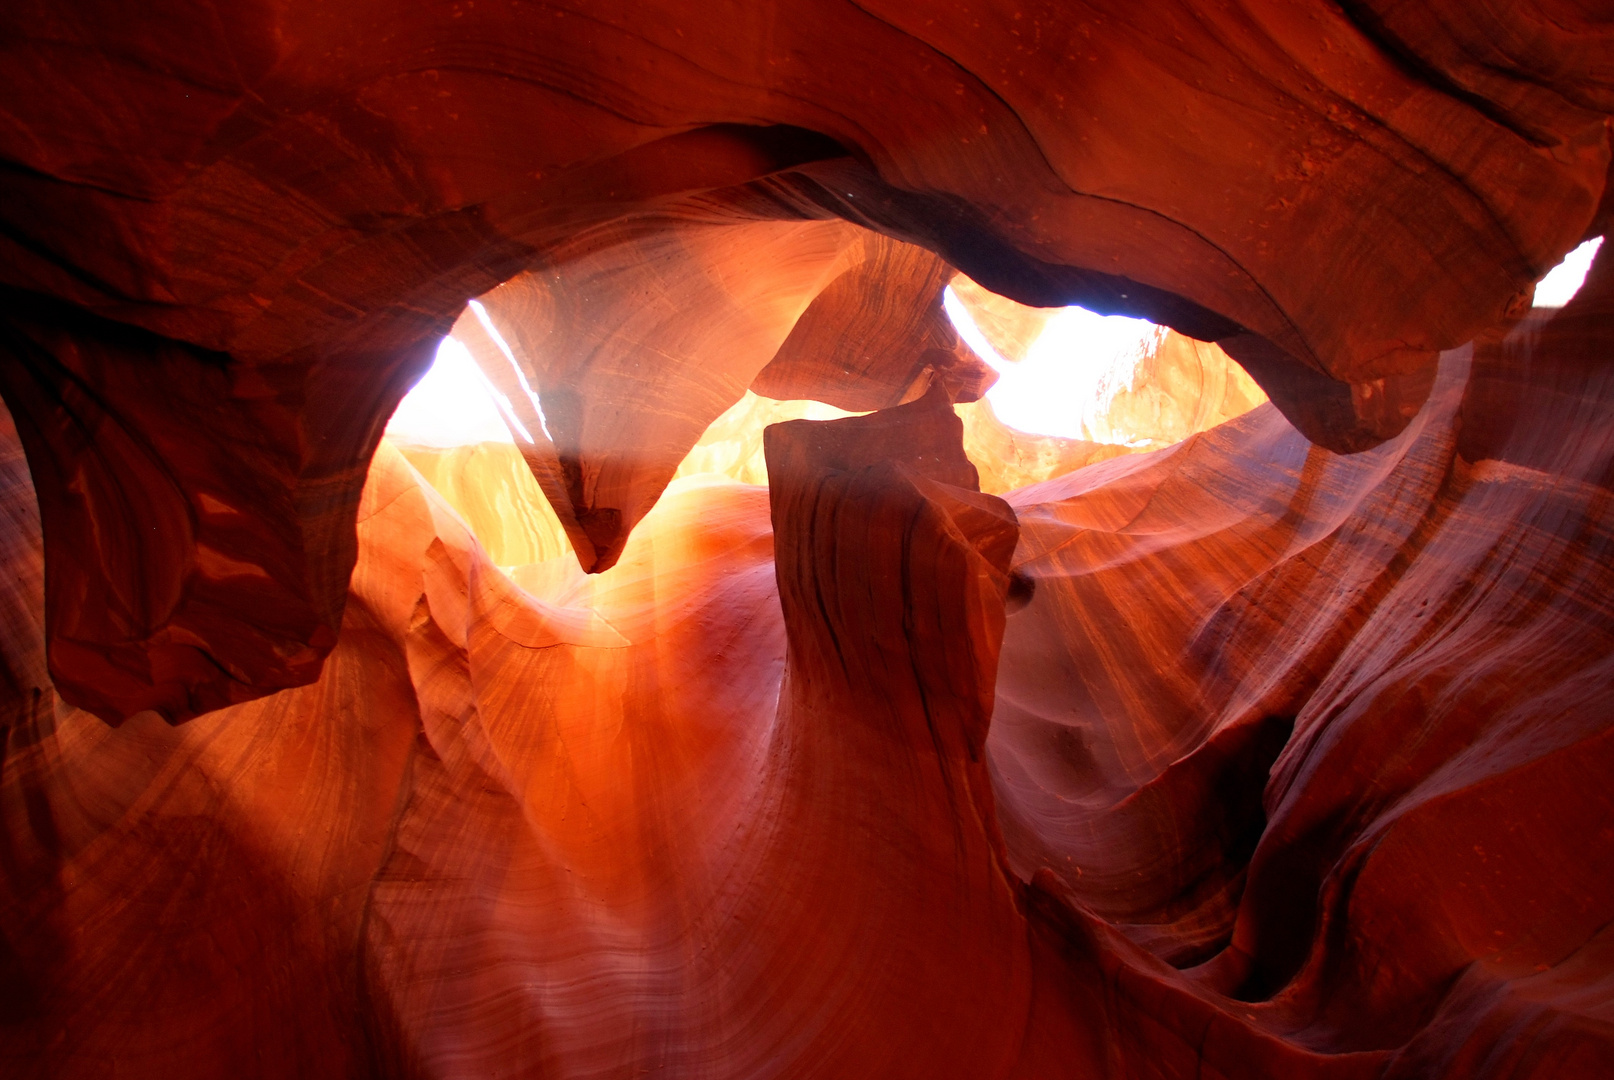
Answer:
[2,2,1612,1077]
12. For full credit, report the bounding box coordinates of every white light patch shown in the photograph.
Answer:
[943,285,1012,368]
[385,337,516,447]
[1534,237,1603,307]
[469,300,551,440]
[944,285,1159,443]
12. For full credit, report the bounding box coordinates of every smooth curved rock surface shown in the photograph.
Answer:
[990,244,1614,1076]
[1,3,1613,1076]
[455,216,857,572]
[0,389,1035,1079]
[456,223,992,574]
[1,0,1608,718]
[4,251,1614,1075]
[751,231,995,410]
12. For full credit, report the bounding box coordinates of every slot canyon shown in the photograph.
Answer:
[2,2,1613,1077]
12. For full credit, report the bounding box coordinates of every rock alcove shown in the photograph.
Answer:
[2,2,1613,1077]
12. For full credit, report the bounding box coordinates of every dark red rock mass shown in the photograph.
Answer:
[2,1,1613,1077]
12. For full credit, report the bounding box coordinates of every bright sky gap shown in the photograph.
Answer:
[388,240,1605,448]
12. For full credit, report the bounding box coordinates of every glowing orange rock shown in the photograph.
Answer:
[5,256,1614,1073]
[1,0,1605,718]
[0,3,1611,1076]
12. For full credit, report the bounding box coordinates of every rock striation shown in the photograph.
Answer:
[4,252,1614,1074]
[454,223,991,574]
[1,0,1608,720]
[992,248,1614,1076]
[0,2,1612,1076]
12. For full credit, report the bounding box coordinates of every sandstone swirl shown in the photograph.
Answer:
[1,2,1612,1075]
[2,256,1612,1074]
[1,0,1606,719]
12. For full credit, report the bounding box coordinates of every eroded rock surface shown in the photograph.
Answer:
[992,250,1614,1076]
[1,0,1607,718]
[454,223,992,573]
[1,2,1613,1076]
[4,256,1614,1075]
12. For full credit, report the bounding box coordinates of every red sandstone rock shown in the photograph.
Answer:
[458,216,858,572]
[0,391,1032,1078]
[989,244,1614,1076]
[0,406,45,733]
[752,232,995,410]
[5,250,1614,1073]
[1,0,1608,719]
[1,3,1613,1077]
[457,223,993,574]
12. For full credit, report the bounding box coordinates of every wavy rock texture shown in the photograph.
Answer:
[4,251,1614,1075]
[1,0,1608,718]
[0,407,45,734]
[0,390,1035,1079]
[390,441,574,569]
[750,231,995,409]
[453,223,992,574]
[2,2,1614,1076]
[451,217,857,573]
[991,247,1614,1076]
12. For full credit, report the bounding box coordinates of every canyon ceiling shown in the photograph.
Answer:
[1,1,1613,1077]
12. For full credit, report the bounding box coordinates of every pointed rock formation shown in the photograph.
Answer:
[454,223,993,574]
[752,233,996,410]
[458,217,858,572]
